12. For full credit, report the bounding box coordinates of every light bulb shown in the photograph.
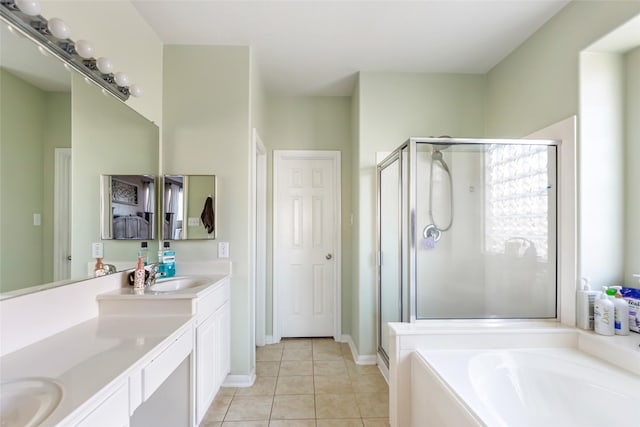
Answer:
[129,84,143,97]
[47,18,70,39]
[74,39,94,59]
[96,57,113,74]
[15,0,40,16]
[114,72,129,87]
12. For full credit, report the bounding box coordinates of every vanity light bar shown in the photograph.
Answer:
[0,0,139,101]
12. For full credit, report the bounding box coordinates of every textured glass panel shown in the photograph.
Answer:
[484,144,550,260]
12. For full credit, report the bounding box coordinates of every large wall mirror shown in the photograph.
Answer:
[163,175,217,240]
[0,22,159,299]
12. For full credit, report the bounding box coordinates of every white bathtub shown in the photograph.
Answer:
[411,347,640,427]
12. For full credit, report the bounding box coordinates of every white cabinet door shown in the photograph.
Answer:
[196,313,217,424]
[195,280,231,426]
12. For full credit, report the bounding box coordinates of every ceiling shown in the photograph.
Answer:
[132,0,570,96]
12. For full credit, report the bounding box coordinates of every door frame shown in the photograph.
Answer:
[252,129,267,347]
[54,148,71,281]
[272,150,342,342]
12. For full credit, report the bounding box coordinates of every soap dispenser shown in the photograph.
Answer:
[594,286,615,336]
[94,258,106,277]
[610,286,630,336]
[133,256,146,290]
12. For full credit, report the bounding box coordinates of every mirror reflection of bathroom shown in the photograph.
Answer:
[100,175,156,240]
[163,175,217,240]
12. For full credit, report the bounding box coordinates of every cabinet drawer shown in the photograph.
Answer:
[142,329,193,400]
[75,382,129,427]
[197,279,230,323]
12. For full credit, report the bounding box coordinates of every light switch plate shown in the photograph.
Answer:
[218,242,229,258]
[92,242,103,258]
[33,213,41,226]
[188,217,200,227]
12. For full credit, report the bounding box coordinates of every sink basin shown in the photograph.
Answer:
[148,276,214,292]
[0,378,62,427]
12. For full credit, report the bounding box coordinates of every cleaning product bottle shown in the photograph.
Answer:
[594,286,615,336]
[157,244,166,277]
[138,241,149,266]
[162,241,176,278]
[133,256,146,289]
[576,277,599,330]
[610,286,630,336]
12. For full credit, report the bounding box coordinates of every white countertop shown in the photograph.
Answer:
[0,315,193,426]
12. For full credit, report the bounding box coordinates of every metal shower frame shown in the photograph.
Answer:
[376,136,560,365]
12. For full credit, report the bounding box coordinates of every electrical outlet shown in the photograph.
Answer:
[218,242,229,258]
[92,242,103,258]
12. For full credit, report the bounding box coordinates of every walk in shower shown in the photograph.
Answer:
[377,137,559,365]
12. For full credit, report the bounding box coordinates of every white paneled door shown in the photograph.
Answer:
[274,151,341,339]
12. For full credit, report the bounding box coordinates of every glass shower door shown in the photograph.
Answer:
[378,154,403,363]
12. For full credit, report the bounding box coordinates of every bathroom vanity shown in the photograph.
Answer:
[98,274,231,425]
[0,268,231,427]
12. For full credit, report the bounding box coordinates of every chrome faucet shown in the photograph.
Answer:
[144,263,159,287]
[103,263,117,274]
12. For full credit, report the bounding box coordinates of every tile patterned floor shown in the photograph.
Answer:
[200,338,390,427]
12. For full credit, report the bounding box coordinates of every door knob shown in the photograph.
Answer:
[326,254,333,260]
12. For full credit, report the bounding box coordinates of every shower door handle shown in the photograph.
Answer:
[326,253,333,260]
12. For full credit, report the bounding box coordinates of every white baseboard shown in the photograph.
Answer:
[340,334,377,365]
[222,370,256,388]
[264,335,278,345]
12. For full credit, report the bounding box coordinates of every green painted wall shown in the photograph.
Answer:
[163,45,253,376]
[356,72,486,355]
[625,46,640,286]
[485,1,640,138]
[71,74,159,277]
[263,95,353,338]
[1,69,46,291]
[0,70,70,292]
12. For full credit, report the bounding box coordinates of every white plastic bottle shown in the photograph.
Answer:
[576,277,599,330]
[594,286,615,336]
[610,286,630,336]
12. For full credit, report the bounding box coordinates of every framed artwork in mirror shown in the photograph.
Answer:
[112,179,138,205]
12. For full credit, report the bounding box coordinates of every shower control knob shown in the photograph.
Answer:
[326,254,333,260]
